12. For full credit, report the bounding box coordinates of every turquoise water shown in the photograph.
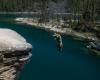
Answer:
[0,15,100,80]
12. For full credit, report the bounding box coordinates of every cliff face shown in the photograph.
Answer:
[0,29,32,80]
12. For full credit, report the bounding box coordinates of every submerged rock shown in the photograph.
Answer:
[0,28,32,80]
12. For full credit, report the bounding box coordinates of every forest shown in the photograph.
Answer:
[0,0,100,37]
[0,0,99,13]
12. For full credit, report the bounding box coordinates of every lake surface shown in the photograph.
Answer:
[0,14,100,80]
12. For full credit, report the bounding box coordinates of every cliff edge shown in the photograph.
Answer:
[0,28,32,80]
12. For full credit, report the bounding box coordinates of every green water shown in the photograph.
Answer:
[0,15,100,80]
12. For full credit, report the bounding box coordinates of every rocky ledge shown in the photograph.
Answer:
[0,28,32,80]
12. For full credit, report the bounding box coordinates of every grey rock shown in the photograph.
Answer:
[0,28,32,80]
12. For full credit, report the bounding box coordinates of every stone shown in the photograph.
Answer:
[0,28,32,80]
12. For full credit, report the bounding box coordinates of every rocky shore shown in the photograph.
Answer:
[0,29,32,80]
[15,18,100,54]
[15,18,99,41]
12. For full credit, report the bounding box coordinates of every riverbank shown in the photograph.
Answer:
[0,19,100,80]
[15,18,99,41]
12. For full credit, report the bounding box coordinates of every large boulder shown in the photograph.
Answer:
[0,28,32,80]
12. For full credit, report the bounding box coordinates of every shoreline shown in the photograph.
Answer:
[15,17,99,41]
[0,12,79,15]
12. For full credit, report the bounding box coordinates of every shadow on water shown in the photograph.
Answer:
[0,18,100,80]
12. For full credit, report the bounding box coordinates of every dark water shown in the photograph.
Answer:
[0,15,100,80]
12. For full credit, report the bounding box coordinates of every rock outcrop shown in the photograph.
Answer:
[0,28,32,80]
